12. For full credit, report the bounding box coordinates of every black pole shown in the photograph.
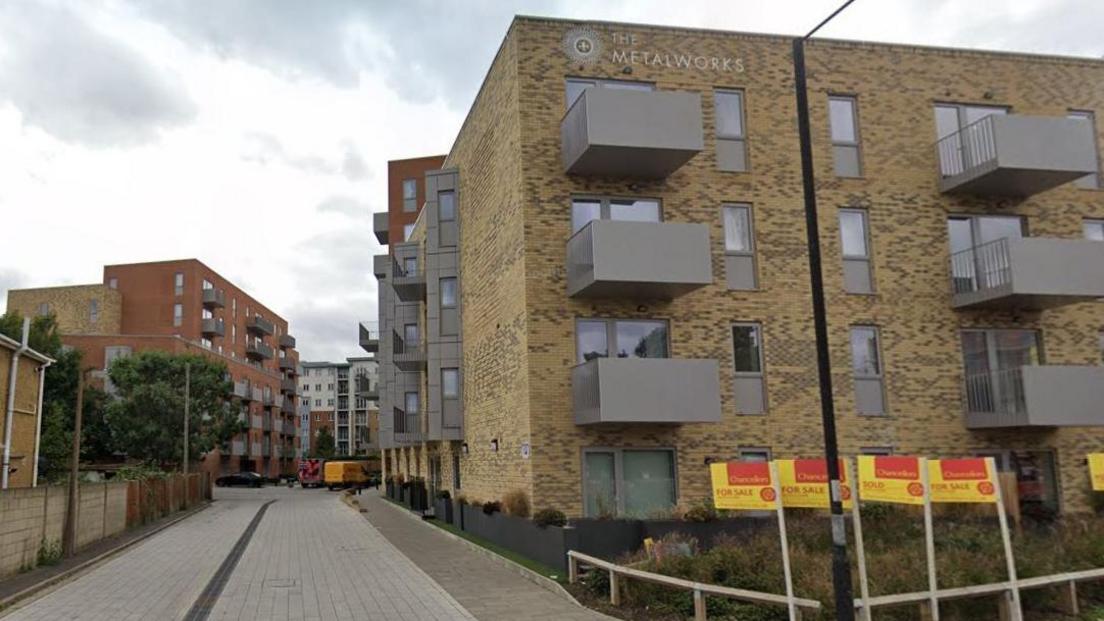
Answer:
[793,37,854,621]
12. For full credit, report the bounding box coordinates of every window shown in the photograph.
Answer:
[202,279,213,290]
[404,391,419,414]
[732,323,766,415]
[440,278,457,308]
[933,103,1008,176]
[860,447,893,456]
[715,89,747,172]
[37,303,49,316]
[315,399,321,407]
[583,449,676,518]
[174,272,184,296]
[231,325,236,344]
[402,178,418,212]
[403,323,418,345]
[314,414,320,422]
[1085,219,1104,241]
[738,447,771,462]
[575,319,669,364]
[442,368,459,398]
[850,326,886,415]
[452,453,461,490]
[439,191,456,221]
[108,277,117,289]
[232,298,237,317]
[315,384,321,391]
[327,383,334,391]
[828,96,862,177]
[202,308,213,320]
[302,384,309,392]
[564,77,653,108]
[89,299,99,323]
[327,398,334,407]
[200,337,212,349]
[571,197,660,234]
[173,303,183,327]
[1068,111,1100,189]
[839,209,873,294]
[403,223,415,241]
[403,257,417,276]
[722,204,757,290]
[961,329,1041,415]
[948,215,1025,293]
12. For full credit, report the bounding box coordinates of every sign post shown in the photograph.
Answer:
[988,457,1022,621]
[919,457,939,621]
[846,459,871,621]
[711,461,797,621]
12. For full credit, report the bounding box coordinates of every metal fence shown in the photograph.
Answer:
[964,367,1027,416]
[949,237,1013,295]
[936,115,998,179]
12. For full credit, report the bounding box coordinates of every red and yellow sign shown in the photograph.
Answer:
[927,458,996,503]
[776,459,853,509]
[710,462,777,511]
[1089,454,1104,492]
[857,455,926,505]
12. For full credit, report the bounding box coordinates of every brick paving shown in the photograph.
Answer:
[358,493,610,621]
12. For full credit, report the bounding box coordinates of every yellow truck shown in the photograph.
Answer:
[323,461,368,490]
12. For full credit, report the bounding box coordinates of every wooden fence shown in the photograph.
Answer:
[567,550,821,620]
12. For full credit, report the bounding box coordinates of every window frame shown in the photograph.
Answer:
[570,195,663,235]
[403,223,415,241]
[574,317,671,365]
[731,322,764,376]
[402,179,418,212]
[838,208,871,260]
[89,299,99,323]
[722,203,755,256]
[174,272,184,296]
[849,325,883,379]
[581,447,678,518]
[440,277,458,309]
[828,94,863,178]
[714,88,748,172]
[172,303,183,327]
[737,447,772,462]
[564,77,655,109]
[439,190,456,222]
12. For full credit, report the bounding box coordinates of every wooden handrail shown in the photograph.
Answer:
[567,550,821,620]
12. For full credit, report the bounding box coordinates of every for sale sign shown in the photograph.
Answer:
[1089,454,1104,491]
[710,462,777,511]
[776,459,853,509]
[857,455,926,505]
[927,458,996,503]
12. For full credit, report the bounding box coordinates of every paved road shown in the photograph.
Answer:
[1,487,474,621]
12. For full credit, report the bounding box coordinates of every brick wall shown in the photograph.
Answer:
[7,284,122,335]
[0,350,47,488]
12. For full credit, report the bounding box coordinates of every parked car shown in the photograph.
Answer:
[215,472,265,488]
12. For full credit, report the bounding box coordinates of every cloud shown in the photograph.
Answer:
[0,2,197,147]
[341,145,370,181]
[316,195,371,219]
[241,132,371,181]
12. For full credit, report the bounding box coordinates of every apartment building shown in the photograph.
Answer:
[373,16,1104,517]
[0,326,53,489]
[299,357,379,456]
[7,260,301,479]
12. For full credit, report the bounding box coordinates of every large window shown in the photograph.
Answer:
[442,368,459,398]
[402,179,417,212]
[583,448,676,518]
[714,89,747,172]
[571,197,660,234]
[174,272,184,296]
[404,392,419,414]
[440,277,457,308]
[828,95,862,177]
[722,204,757,290]
[961,329,1041,415]
[565,77,653,108]
[722,204,753,254]
[575,319,669,364]
[89,299,99,323]
[173,303,183,327]
[439,191,456,221]
[732,323,766,415]
[850,326,885,414]
[839,209,873,294]
[403,323,418,346]
[1068,110,1100,189]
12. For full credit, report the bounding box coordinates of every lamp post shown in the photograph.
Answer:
[792,1,857,619]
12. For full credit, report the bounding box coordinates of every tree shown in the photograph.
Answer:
[314,426,336,459]
[106,351,239,467]
[0,312,112,480]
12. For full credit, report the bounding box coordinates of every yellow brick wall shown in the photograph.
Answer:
[437,17,1104,516]
[7,284,122,335]
[0,350,47,488]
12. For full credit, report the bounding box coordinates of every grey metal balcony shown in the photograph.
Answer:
[250,442,261,457]
[561,88,703,178]
[373,254,389,279]
[355,376,378,400]
[201,317,225,337]
[374,212,389,245]
[262,390,275,407]
[572,357,722,425]
[393,408,423,445]
[245,341,274,360]
[201,288,225,309]
[567,220,713,299]
[391,257,425,301]
[279,334,296,349]
[359,323,379,353]
[251,414,263,429]
[247,315,275,336]
[233,380,253,401]
[281,398,295,414]
[392,332,425,371]
[280,378,296,395]
[278,356,295,371]
[949,237,1104,309]
[963,365,1104,428]
[936,115,1097,196]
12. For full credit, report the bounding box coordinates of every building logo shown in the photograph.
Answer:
[562,27,603,65]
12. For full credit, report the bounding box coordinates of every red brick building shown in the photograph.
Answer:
[376,155,447,247]
[7,259,301,479]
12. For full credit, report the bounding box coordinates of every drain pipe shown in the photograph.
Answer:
[31,357,51,487]
[2,318,31,489]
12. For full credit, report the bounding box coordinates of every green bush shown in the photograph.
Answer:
[533,508,567,528]
[36,539,62,566]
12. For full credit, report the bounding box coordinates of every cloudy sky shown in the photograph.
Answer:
[0,0,1100,361]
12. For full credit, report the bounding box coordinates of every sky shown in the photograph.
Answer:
[0,0,1101,362]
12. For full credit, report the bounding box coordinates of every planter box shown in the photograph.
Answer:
[642,518,771,548]
[434,498,453,524]
[571,519,646,561]
[459,505,577,573]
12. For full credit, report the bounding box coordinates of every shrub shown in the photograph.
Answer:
[533,508,567,528]
[683,501,717,523]
[482,500,502,515]
[456,494,468,505]
[502,489,531,518]
[436,490,451,500]
[36,539,62,566]
[115,464,166,481]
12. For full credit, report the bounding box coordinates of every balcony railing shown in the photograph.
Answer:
[278,357,295,371]
[233,380,253,401]
[279,334,296,349]
[247,315,275,336]
[280,378,296,395]
[201,317,225,337]
[392,332,426,371]
[949,237,1104,309]
[391,256,426,301]
[963,364,1104,428]
[246,341,274,360]
[359,322,379,353]
[935,114,1097,196]
[373,212,390,245]
[201,288,225,309]
[393,408,423,444]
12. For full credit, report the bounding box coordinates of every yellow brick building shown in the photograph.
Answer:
[7,284,122,335]
[375,17,1104,517]
[0,327,54,489]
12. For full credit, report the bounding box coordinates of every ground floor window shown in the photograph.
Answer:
[979,449,1060,516]
[451,453,461,490]
[583,448,676,518]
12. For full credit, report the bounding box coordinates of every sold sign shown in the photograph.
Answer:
[857,455,926,505]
